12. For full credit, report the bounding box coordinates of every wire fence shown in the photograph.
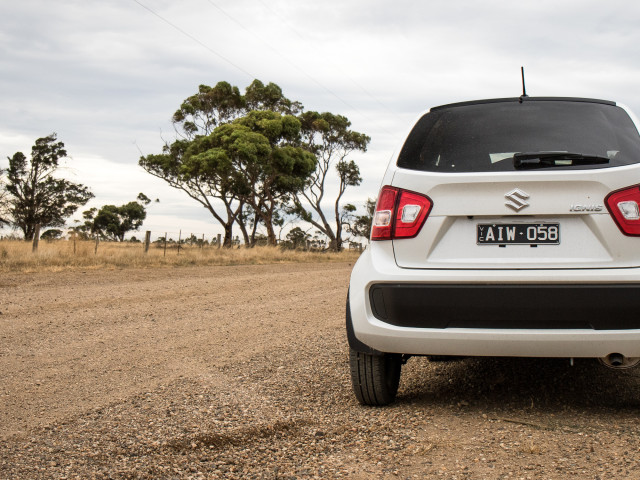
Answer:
[142,230,365,254]
[3,228,365,256]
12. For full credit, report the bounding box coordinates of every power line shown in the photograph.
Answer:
[202,0,362,115]
[133,0,399,135]
[254,0,401,120]
[132,0,255,79]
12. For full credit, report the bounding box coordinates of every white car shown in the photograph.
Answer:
[348,96,640,405]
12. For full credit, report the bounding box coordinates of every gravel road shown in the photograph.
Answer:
[1,262,640,479]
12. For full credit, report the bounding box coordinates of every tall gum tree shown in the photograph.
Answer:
[6,134,93,240]
[82,193,151,241]
[294,112,370,251]
[142,79,304,247]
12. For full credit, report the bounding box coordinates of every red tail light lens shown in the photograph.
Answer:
[371,186,433,241]
[371,186,398,240]
[394,190,433,238]
[606,184,640,236]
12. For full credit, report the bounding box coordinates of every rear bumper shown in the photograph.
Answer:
[348,244,640,357]
[369,283,640,330]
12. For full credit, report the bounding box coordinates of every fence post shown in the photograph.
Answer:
[177,230,182,256]
[94,235,99,255]
[164,232,167,257]
[73,232,77,255]
[217,234,221,249]
[201,233,204,249]
[144,231,151,253]
[32,224,41,253]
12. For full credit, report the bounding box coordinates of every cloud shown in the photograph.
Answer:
[3,0,640,235]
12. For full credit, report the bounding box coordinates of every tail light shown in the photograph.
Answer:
[606,184,640,236]
[371,186,433,241]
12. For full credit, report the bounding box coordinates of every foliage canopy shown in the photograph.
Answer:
[140,79,369,249]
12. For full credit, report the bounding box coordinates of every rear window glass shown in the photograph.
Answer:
[397,100,640,172]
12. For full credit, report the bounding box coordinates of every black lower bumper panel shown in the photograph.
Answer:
[369,283,640,330]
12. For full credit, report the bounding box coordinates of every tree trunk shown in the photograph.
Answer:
[236,212,250,246]
[250,216,260,247]
[229,201,249,247]
[265,223,277,246]
[260,209,277,246]
[23,224,35,241]
[334,221,344,251]
[238,222,249,246]
[222,223,233,248]
[295,195,338,251]
[332,191,344,252]
[327,231,341,251]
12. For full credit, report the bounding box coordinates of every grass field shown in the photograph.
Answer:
[0,239,362,272]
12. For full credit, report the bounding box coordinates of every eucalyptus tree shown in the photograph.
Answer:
[293,112,370,250]
[82,193,151,241]
[143,79,305,246]
[5,134,93,240]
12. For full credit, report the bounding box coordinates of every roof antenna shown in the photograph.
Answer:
[519,66,528,103]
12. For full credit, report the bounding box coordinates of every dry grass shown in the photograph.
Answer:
[0,239,362,273]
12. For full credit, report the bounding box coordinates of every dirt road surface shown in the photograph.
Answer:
[1,263,640,479]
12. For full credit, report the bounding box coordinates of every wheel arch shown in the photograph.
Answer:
[346,289,383,355]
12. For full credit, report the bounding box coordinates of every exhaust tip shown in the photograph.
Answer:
[599,353,640,369]
[609,353,624,366]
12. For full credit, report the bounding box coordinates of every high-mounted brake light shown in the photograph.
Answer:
[606,184,640,236]
[371,186,433,241]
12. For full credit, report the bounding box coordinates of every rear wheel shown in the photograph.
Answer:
[349,347,402,406]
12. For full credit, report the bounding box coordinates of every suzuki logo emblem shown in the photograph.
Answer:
[505,188,530,211]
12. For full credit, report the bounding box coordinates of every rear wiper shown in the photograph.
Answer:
[513,151,610,169]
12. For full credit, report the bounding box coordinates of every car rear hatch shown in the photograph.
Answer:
[387,98,640,270]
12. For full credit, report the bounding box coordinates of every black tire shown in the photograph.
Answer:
[349,347,402,406]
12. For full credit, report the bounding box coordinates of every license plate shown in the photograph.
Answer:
[477,223,560,245]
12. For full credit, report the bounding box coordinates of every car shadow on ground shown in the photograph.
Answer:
[396,356,640,413]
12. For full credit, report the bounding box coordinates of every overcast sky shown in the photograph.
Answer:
[2,0,640,240]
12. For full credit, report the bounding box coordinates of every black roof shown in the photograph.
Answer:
[430,96,616,112]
